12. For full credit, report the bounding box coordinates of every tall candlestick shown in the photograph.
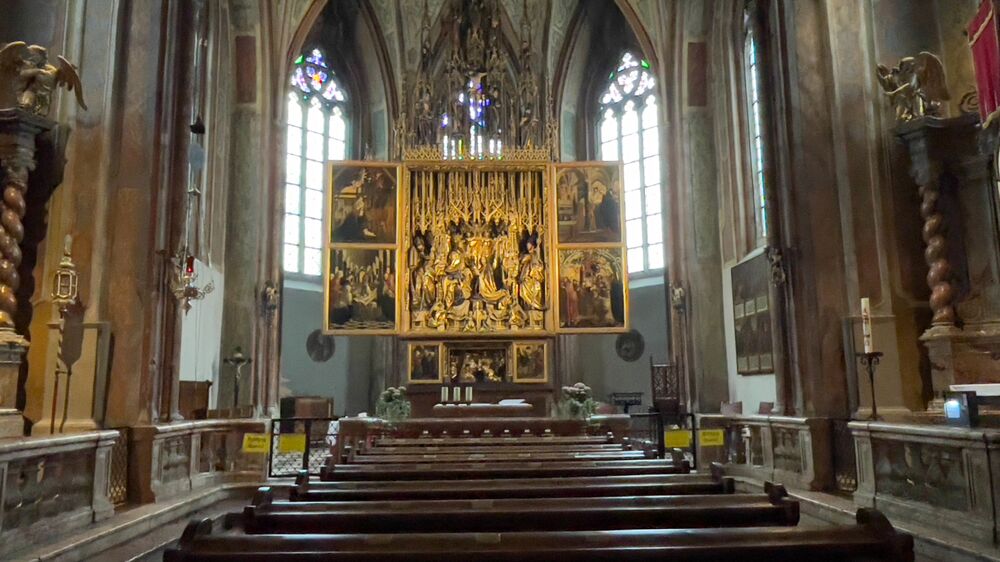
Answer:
[440,386,448,403]
[465,386,473,403]
[452,386,462,402]
[861,297,873,353]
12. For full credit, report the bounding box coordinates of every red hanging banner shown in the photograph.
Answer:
[969,0,1000,126]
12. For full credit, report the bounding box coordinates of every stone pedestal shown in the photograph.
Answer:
[0,336,27,437]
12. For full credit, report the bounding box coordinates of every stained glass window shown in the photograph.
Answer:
[745,30,768,241]
[441,80,498,159]
[599,52,663,274]
[285,48,348,276]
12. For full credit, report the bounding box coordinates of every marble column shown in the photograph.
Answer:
[0,109,53,437]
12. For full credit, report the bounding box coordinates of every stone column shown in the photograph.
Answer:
[0,109,54,437]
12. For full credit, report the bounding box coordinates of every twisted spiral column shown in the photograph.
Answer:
[0,161,28,335]
[918,171,955,326]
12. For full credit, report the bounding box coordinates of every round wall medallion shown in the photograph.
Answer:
[615,330,645,362]
[306,329,336,362]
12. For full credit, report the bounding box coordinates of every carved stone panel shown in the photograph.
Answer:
[872,438,967,511]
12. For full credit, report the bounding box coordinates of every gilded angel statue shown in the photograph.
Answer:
[0,42,87,116]
[876,51,949,122]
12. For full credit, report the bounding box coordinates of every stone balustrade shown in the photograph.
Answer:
[697,414,833,490]
[129,419,267,503]
[0,430,118,557]
[850,421,1000,547]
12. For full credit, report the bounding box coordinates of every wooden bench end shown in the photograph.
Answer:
[710,461,724,481]
[252,486,274,508]
[763,481,788,502]
[178,518,213,547]
[295,469,310,487]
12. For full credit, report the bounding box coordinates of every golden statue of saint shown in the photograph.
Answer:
[519,238,545,311]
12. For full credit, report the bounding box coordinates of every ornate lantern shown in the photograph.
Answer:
[51,235,78,310]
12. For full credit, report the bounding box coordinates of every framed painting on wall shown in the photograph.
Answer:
[731,251,774,375]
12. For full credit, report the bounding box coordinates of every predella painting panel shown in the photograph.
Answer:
[513,341,547,383]
[446,343,510,385]
[557,247,627,331]
[408,343,442,383]
[555,163,623,244]
[326,248,397,333]
[329,162,398,244]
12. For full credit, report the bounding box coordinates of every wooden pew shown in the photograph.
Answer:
[320,458,689,481]
[360,443,627,455]
[350,450,653,463]
[372,434,612,447]
[241,484,798,533]
[164,508,914,562]
[292,472,733,501]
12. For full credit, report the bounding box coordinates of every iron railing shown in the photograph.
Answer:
[268,417,339,477]
[832,419,858,493]
[108,428,129,507]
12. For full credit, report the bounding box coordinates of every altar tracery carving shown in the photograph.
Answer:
[404,166,549,334]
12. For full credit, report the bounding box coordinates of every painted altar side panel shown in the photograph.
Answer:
[323,161,402,335]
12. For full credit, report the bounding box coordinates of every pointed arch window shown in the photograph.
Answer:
[744,26,768,242]
[284,48,349,276]
[598,52,663,274]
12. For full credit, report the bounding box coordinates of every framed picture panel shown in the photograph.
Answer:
[513,340,548,383]
[329,162,399,244]
[554,247,628,333]
[407,342,443,384]
[553,162,624,245]
[323,161,401,334]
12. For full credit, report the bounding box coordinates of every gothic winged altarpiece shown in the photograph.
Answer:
[320,0,629,389]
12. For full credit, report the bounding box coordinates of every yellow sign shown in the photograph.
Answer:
[698,429,725,447]
[242,433,269,454]
[664,430,692,448]
[278,433,307,454]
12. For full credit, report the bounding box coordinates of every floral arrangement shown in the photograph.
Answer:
[558,382,597,420]
[375,386,411,422]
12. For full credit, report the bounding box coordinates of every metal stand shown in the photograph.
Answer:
[855,351,883,420]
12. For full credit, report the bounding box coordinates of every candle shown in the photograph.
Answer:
[185,255,195,274]
[452,386,462,402]
[465,386,473,403]
[861,298,873,353]
[440,386,448,403]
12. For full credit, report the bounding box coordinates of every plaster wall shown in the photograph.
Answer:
[574,281,669,409]
[178,261,225,410]
[280,284,374,416]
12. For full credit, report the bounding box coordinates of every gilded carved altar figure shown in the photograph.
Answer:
[0,42,87,116]
[406,170,547,333]
[876,52,950,122]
